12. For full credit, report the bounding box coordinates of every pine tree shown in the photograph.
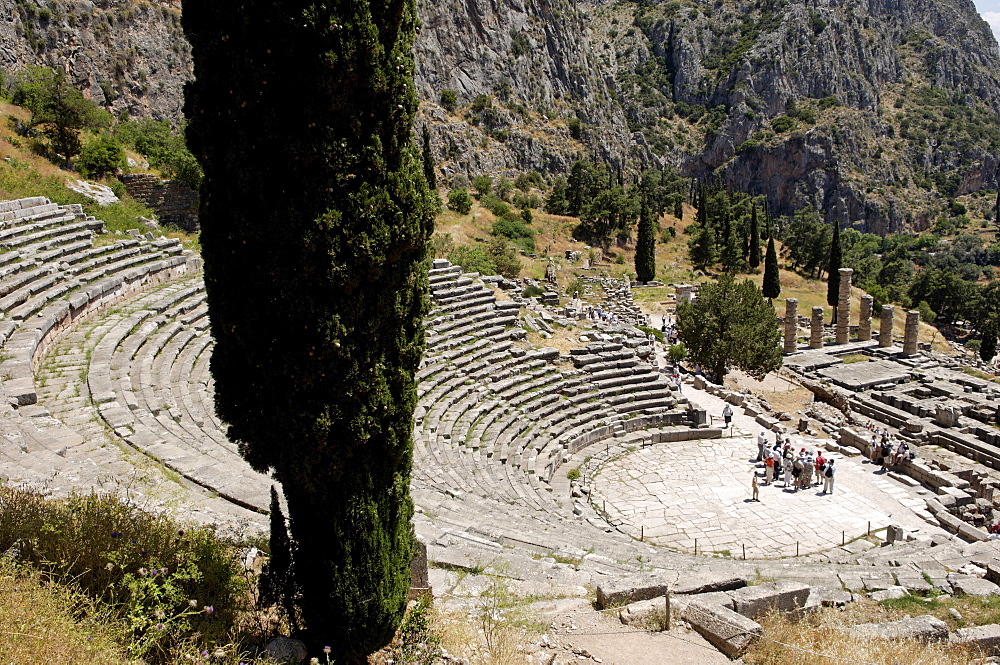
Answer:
[183,1,435,661]
[827,220,842,323]
[748,205,761,269]
[763,237,781,301]
[635,199,656,283]
[421,125,436,190]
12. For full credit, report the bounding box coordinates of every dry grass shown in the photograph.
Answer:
[0,558,133,665]
[745,604,976,665]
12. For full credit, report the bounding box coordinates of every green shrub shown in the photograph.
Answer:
[470,94,492,113]
[77,133,126,178]
[439,89,457,112]
[472,175,493,198]
[771,116,794,133]
[449,244,495,275]
[522,284,545,297]
[491,216,534,241]
[481,193,510,217]
[0,486,246,661]
[447,188,472,214]
[567,117,583,140]
[564,277,586,298]
[637,325,664,342]
[566,467,581,481]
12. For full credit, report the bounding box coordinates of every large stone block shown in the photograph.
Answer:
[596,576,670,609]
[683,600,762,658]
[728,580,811,619]
[852,615,949,643]
[673,576,748,595]
[951,575,1000,598]
[951,624,1000,655]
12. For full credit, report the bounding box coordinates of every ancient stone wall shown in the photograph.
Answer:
[120,173,200,232]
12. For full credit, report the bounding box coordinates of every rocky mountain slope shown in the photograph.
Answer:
[2,0,998,234]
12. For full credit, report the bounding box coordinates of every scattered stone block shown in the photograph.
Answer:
[673,576,748,595]
[951,624,1000,656]
[596,576,670,609]
[808,586,854,607]
[728,580,810,619]
[851,615,949,643]
[683,600,762,659]
[951,576,1000,598]
[869,586,909,601]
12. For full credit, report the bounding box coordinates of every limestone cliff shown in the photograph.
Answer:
[0,0,189,121]
[2,0,999,234]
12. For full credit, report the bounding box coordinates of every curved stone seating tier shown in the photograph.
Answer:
[411,261,695,549]
[79,277,271,512]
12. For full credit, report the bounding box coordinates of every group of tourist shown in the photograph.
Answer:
[588,306,620,325]
[863,424,914,471]
[752,430,837,499]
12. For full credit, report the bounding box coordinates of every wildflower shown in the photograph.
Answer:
[310,659,319,665]
[106,562,114,571]
[201,651,209,658]
[110,531,120,538]
[154,608,166,619]
[178,529,185,536]
[214,648,225,658]
[156,622,165,631]
[189,599,198,608]
[138,567,148,576]
[324,646,332,655]
[204,605,214,614]
[160,567,169,575]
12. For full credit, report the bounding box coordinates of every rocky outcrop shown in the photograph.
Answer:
[2,0,998,234]
[0,0,190,121]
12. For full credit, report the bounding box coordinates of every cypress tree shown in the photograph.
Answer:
[673,194,683,220]
[827,220,842,323]
[260,486,297,628]
[635,199,656,283]
[995,188,999,226]
[421,125,437,191]
[763,237,781,301]
[748,205,761,269]
[981,328,997,363]
[183,1,435,661]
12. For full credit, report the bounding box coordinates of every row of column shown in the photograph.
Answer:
[782,268,920,355]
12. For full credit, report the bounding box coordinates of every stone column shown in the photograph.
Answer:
[879,305,895,348]
[836,268,852,344]
[784,298,798,354]
[676,284,693,305]
[903,310,920,355]
[858,294,874,341]
[810,306,824,349]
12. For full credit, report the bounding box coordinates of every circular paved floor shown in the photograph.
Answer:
[588,385,947,559]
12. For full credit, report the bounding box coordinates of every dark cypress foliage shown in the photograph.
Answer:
[748,205,761,269]
[995,188,999,226]
[260,486,296,628]
[763,237,781,301]
[635,199,656,283]
[421,125,437,191]
[827,220,842,322]
[183,1,436,661]
[673,195,683,220]
[982,329,997,363]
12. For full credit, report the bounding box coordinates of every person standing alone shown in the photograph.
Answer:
[823,459,836,494]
